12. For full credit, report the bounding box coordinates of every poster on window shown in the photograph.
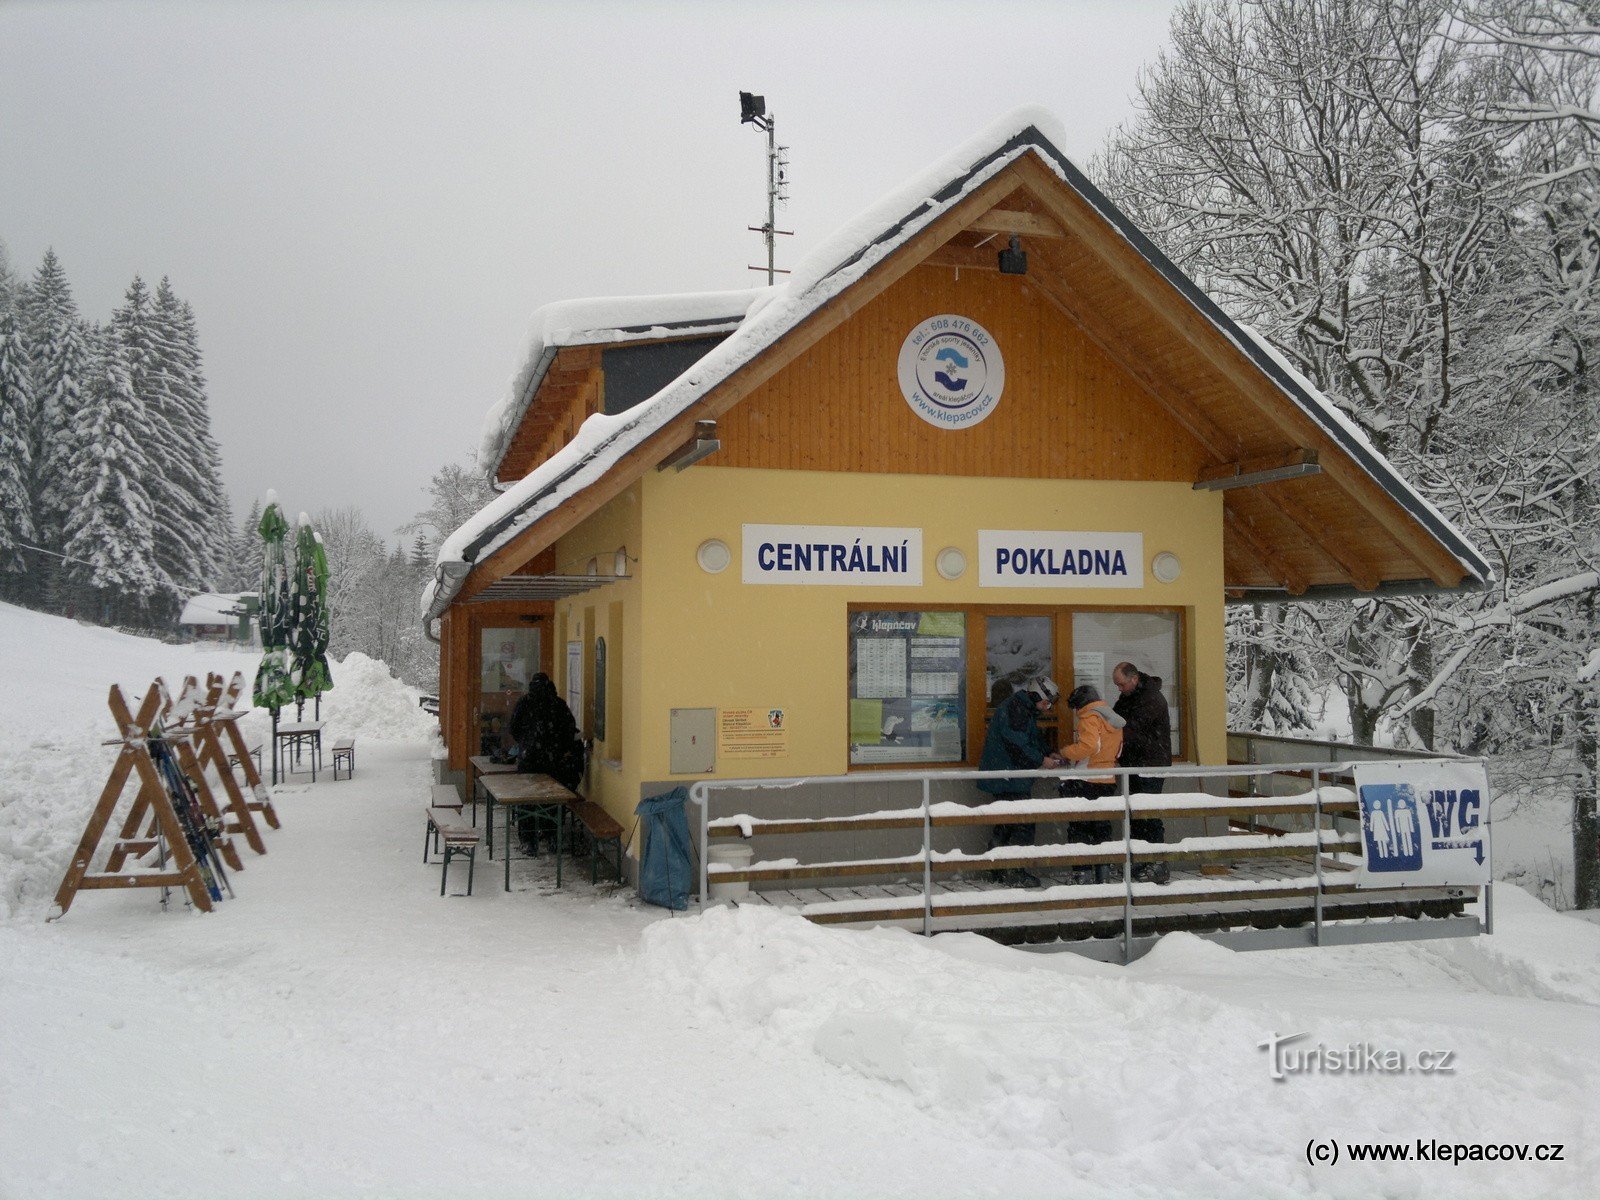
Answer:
[1351,760,1492,888]
[848,611,965,764]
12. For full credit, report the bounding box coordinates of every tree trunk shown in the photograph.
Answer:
[1575,591,1599,910]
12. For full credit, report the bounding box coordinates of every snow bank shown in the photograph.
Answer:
[641,903,1597,1195]
[318,652,439,744]
[0,605,434,920]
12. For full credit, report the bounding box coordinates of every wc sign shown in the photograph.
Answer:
[1351,760,1492,888]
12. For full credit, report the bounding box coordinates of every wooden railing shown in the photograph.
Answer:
[688,759,1488,960]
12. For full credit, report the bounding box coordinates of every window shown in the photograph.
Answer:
[849,604,1186,769]
[848,611,966,765]
[1071,610,1181,754]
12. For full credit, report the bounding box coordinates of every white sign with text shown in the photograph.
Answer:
[742,524,924,586]
[978,530,1144,588]
[1351,759,1492,888]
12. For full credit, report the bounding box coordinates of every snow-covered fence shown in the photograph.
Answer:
[689,760,1491,961]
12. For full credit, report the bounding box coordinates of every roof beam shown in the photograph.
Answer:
[922,245,1002,272]
[1028,269,1236,460]
[1195,448,1321,491]
[1225,509,1309,596]
[969,209,1065,239]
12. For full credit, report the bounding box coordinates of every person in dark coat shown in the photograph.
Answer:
[1113,661,1172,883]
[507,673,587,852]
[977,678,1062,881]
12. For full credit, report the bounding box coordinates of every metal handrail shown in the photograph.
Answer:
[687,756,1492,959]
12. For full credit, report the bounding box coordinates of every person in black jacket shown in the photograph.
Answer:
[1113,661,1172,883]
[507,673,587,852]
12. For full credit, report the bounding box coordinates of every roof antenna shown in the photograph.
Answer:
[739,91,793,284]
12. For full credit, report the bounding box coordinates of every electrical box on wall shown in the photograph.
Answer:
[669,708,716,774]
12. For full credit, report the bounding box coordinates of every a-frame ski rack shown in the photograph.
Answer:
[53,674,281,918]
[55,682,220,915]
[206,671,281,831]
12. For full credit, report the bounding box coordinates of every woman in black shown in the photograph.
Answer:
[507,673,587,852]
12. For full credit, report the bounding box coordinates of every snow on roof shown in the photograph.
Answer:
[425,103,1491,620]
[180,592,253,626]
[478,288,775,471]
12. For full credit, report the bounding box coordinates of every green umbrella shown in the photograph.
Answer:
[291,515,333,716]
[252,498,296,713]
[253,498,296,784]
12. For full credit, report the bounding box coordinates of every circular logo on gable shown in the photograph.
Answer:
[897,314,1005,429]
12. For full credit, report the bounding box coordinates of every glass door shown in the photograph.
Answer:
[478,626,541,757]
[984,614,1058,749]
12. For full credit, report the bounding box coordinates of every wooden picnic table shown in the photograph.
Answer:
[274,720,324,782]
[479,772,579,892]
[467,755,519,848]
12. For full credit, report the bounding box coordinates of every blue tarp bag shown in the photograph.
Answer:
[635,786,693,911]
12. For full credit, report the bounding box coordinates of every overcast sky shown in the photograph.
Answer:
[1,0,1180,542]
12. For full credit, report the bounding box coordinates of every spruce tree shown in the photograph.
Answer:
[111,275,190,614]
[61,328,160,624]
[153,279,229,584]
[0,310,36,591]
[21,251,89,561]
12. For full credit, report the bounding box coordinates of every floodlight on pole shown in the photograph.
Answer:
[739,89,792,284]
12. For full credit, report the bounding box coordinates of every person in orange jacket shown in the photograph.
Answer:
[1060,685,1125,790]
[1059,685,1126,884]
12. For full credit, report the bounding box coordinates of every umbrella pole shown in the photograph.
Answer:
[271,708,280,786]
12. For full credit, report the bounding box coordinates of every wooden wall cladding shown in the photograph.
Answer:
[713,264,1209,481]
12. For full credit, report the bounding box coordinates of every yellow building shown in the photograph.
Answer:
[423,109,1489,872]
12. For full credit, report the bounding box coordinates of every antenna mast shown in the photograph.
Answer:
[739,91,792,283]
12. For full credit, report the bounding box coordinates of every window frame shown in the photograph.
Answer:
[846,602,1191,771]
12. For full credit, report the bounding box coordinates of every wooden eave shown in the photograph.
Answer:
[450,139,1487,608]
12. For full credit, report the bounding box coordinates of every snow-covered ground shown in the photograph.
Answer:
[2,603,1597,1198]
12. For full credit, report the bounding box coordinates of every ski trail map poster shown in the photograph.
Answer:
[1351,759,1492,888]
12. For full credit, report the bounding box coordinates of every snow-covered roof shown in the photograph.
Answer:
[478,288,774,473]
[425,104,1492,620]
[180,592,254,626]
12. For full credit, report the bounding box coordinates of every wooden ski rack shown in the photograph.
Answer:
[53,672,282,918]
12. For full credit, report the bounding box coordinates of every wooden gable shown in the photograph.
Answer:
[716,261,1210,483]
[455,147,1483,605]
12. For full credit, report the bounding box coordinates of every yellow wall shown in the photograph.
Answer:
[633,465,1226,785]
[552,484,643,833]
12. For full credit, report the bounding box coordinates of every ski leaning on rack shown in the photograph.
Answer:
[148,725,232,903]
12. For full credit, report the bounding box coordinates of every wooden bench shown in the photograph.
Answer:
[431,783,465,811]
[569,799,624,885]
[424,805,479,895]
[227,741,263,774]
[331,738,356,780]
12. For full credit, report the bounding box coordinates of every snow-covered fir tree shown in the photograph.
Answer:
[152,278,229,584]
[224,496,262,591]
[20,250,90,568]
[110,275,191,613]
[0,310,37,591]
[60,327,160,624]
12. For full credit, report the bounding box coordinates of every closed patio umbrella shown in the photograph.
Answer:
[291,515,333,719]
[252,496,297,783]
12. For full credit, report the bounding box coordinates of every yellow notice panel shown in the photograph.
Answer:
[720,708,789,760]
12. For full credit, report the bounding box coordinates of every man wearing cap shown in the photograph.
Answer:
[977,677,1063,884]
